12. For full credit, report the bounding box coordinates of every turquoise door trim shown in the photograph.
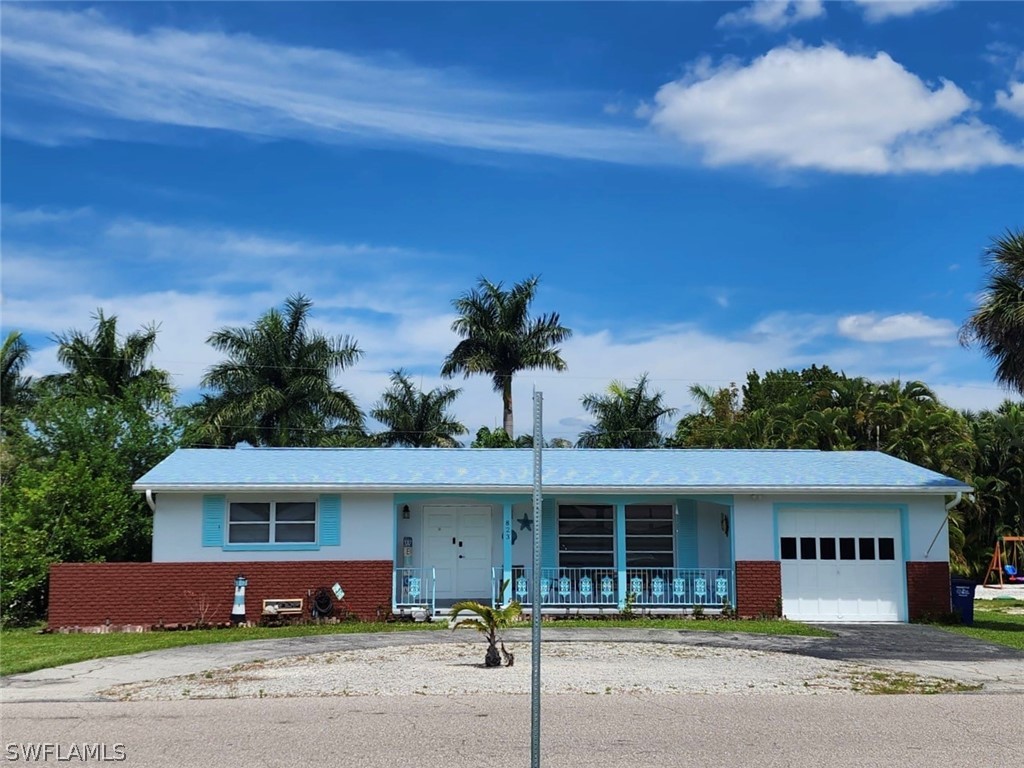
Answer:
[615,502,626,609]
[674,499,698,569]
[541,498,557,569]
[502,502,513,603]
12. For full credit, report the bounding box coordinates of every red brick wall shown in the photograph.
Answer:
[906,561,950,621]
[735,560,782,618]
[47,560,393,629]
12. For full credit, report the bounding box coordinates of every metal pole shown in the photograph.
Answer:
[530,390,543,768]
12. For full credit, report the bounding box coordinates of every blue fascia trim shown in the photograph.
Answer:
[680,494,735,506]
[552,494,685,506]
[222,543,320,552]
[394,492,531,505]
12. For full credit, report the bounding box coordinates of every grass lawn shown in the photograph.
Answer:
[1,616,827,677]
[0,621,446,677]
[939,599,1024,651]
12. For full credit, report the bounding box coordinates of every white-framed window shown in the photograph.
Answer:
[625,505,674,568]
[228,500,317,544]
[558,504,614,567]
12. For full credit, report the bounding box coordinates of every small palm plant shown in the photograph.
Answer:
[449,586,522,668]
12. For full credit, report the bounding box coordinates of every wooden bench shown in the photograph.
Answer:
[261,598,304,616]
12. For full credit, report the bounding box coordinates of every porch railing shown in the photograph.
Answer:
[393,567,436,615]
[493,567,733,609]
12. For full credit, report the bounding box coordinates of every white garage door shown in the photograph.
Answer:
[779,507,904,622]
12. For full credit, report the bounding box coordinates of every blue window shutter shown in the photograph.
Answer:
[541,498,557,569]
[202,495,225,547]
[319,494,341,546]
[675,499,698,568]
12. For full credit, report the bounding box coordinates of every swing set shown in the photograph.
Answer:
[982,536,1024,587]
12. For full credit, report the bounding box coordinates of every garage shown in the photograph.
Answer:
[778,506,904,622]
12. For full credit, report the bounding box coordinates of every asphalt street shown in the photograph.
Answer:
[3,693,1019,768]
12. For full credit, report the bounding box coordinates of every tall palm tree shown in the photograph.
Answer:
[371,370,467,447]
[441,276,571,437]
[199,294,364,447]
[1,331,34,412]
[577,374,677,448]
[49,310,171,401]
[961,228,1024,395]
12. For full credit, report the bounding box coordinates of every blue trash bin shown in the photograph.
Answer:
[950,578,976,626]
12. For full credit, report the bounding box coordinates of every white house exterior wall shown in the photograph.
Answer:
[152,492,394,562]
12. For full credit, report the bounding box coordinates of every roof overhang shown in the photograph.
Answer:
[134,482,973,495]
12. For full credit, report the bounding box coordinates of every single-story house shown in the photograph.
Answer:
[47,448,970,628]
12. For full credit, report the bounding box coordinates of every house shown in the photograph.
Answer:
[46,448,970,628]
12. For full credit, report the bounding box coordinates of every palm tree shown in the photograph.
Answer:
[577,373,678,448]
[1,331,34,413]
[49,310,171,401]
[441,276,572,437]
[449,590,522,667]
[961,228,1024,395]
[371,370,467,447]
[198,294,364,447]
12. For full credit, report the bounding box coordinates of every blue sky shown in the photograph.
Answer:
[2,1,1022,442]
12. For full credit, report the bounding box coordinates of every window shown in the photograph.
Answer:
[228,500,316,545]
[781,537,797,559]
[878,537,895,560]
[839,538,856,560]
[800,537,817,560]
[819,538,837,560]
[859,538,876,560]
[559,505,613,567]
[625,505,674,568]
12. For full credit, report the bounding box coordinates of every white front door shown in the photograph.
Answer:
[779,507,904,622]
[423,506,493,600]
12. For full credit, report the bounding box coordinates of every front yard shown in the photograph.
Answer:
[1,616,826,677]
[939,599,1024,651]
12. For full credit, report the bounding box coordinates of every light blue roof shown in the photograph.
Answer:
[135,448,970,494]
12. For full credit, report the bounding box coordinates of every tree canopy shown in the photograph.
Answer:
[961,228,1024,396]
[577,373,677,448]
[371,370,467,447]
[195,294,364,447]
[441,276,571,438]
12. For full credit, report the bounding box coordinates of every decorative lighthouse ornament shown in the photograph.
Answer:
[231,574,248,624]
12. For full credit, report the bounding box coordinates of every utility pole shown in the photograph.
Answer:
[530,390,543,768]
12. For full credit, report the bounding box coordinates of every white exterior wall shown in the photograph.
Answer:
[731,493,951,563]
[152,492,395,562]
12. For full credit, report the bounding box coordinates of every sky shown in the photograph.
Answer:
[2,1,1022,443]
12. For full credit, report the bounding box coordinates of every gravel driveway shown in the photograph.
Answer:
[105,640,971,700]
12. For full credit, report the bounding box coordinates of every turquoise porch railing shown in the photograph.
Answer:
[393,567,436,615]
[493,566,733,609]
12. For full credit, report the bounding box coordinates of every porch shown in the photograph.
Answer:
[392,565,734,615]
[391,494,736,616]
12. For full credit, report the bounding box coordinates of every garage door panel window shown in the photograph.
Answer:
[782,535,897,562]
[878,538,895,560]
[819,538,837,560]
[839,538,856,560]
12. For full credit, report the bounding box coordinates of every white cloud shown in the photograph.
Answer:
[2,207,1009,442]
[837,312,956,343]
[647,44,1024,174]
[0,5,668,165]
[851,0,952,23]
[717,1,825,31]
[996,80,1024,119]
